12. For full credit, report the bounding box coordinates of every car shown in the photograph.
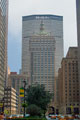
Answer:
[48,114,54,117]
[59,115,65,119]
[8,115,17,119]
[67,115,75,119]
[50,115,56,119]
[77,115,80,118]
[25,114,30,117]
[8,115,13,118]
[57,115,61,119]
[15,115,20,118]
[8,114,21,119]
[18,114,24,118]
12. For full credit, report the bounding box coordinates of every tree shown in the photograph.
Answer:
[26,84,52,116]
[26,104,41,116]
[22,103,28,117]
[22,103,28,108]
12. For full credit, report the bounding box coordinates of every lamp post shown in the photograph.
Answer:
[23,79,27,117]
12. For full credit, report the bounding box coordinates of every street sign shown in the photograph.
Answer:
[20,89,24,93]
[20,94,24,97]
[20,88,24,97]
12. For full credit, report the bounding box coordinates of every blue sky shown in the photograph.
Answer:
[8,0,77,73]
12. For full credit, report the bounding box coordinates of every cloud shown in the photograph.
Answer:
[9,0,77,44]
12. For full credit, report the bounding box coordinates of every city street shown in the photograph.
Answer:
[46,116,51,120]
[46,116,58,120]
[46,116,80,120]
[0,0,80,118]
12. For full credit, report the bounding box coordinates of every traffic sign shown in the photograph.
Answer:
[20,94,24,97]
[20,88,24,97]
[20,89,24,93]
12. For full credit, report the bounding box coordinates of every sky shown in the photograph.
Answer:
[8,0,77,73]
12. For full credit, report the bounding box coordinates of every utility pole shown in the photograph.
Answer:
[23,79,26,117]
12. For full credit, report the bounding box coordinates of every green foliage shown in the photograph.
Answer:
[26,84,51,111]
[26,104,41,116]
[22,103,28,107]
[10,118,47,120]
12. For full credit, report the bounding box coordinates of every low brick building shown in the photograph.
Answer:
[4,87,18,115]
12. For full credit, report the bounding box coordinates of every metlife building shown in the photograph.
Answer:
[22,15,63,93]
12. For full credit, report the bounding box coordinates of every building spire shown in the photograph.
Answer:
[40,21,44,32]
[39,20,49,35]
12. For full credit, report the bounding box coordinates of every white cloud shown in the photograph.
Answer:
[8,0,77,55]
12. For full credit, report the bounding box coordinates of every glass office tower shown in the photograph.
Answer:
[0,0,8,100]
[22,15,63,93]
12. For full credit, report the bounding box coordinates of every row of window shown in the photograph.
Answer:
[66,104,79,106]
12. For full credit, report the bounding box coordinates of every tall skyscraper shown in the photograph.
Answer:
[0,0,8,100]
[76,0,80,107]
[29,21,55,93]
[76,0,80,53]
[22,15,63,93]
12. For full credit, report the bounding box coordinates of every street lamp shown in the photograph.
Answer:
[23,79,27,117]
